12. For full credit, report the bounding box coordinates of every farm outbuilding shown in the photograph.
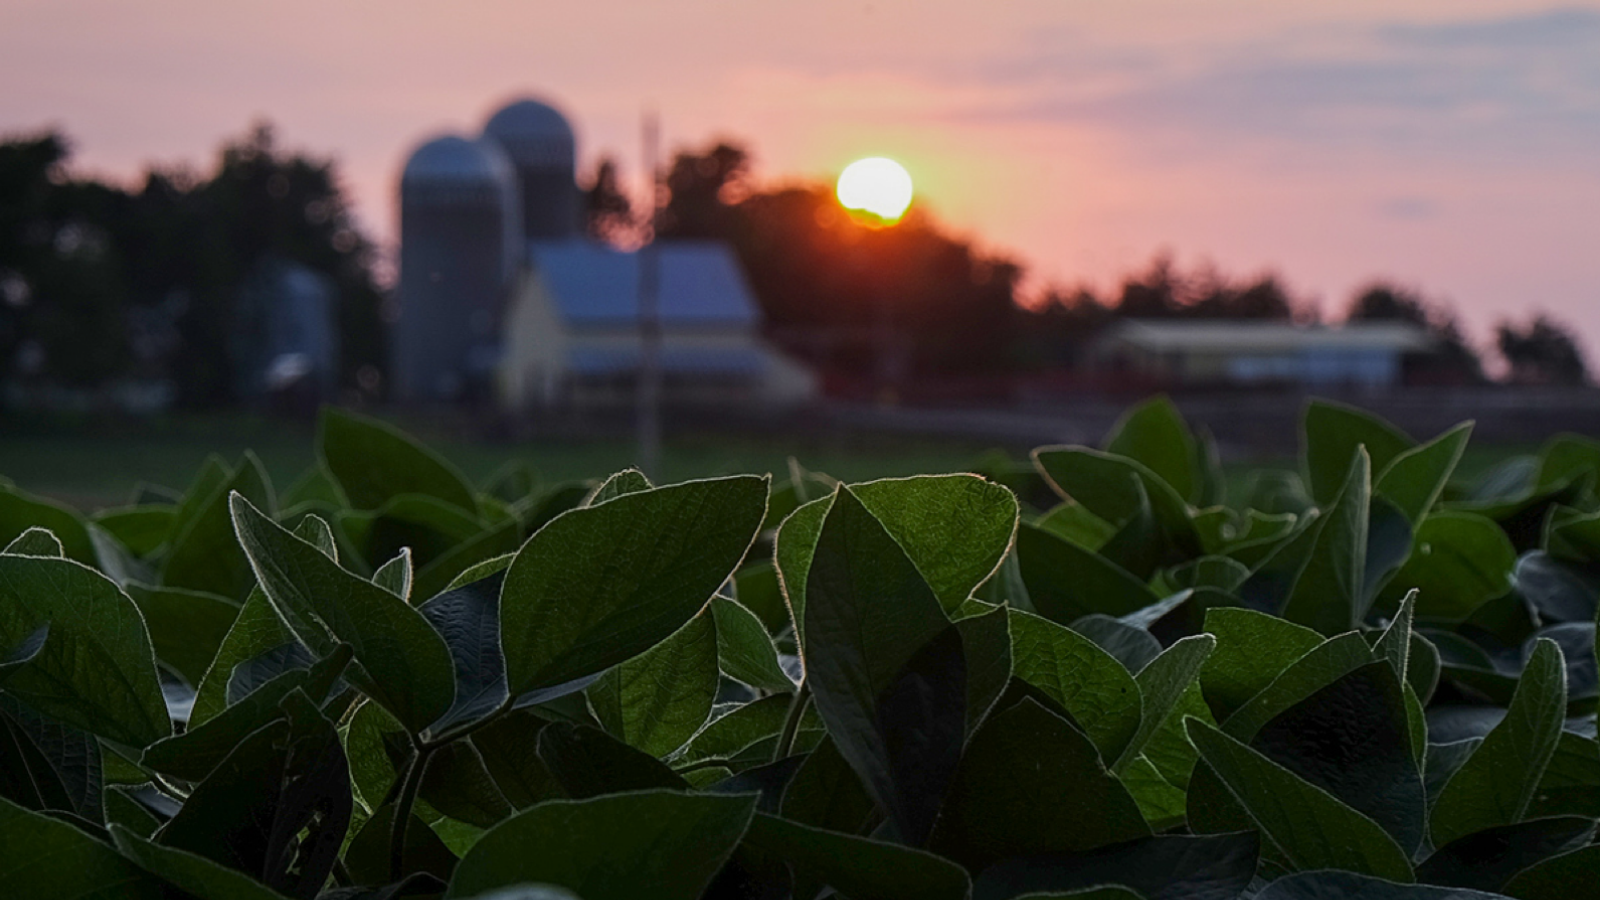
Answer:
[1092,320,1433,389]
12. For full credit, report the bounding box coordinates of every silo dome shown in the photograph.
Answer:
[401,134,518,206]
[483,99,576,170]
[394,133,520,403]
[482,97,580,240]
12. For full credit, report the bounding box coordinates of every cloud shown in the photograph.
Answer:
[941,7,1600,164]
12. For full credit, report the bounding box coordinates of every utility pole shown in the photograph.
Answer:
[637,109,662,481]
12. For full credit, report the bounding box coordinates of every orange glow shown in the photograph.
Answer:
[836,157,913,222]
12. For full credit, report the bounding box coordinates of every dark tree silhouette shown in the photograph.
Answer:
[0,124,385,406]
[1498,315,1588,385]
[1346,282,1485,383]
[583,156,634,247]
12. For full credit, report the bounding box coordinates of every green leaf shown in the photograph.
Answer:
[672,695,811,768]
[318,406,478,512]
[416,568,511,732]
[1303,399,1414,507]
[419,739,516,828]
[1114,634,1215,771]
[971,832,1260,900]
[373,547,414,600]
[588,607,718,757]
[163,452,273,599]
[1015,523,1161,623]
[339,493,487,574]
[141,646,351,782]
[742,812,971,900]
[1384,513,1516,622]
[929,696,1150,872]
[957,602,1013,739]
[1036,501,1117,551]
[1536,433,1600,492]
[1032,446,1202,564]
[1103,394,1199,503]
[1376,590,1416,683]
[110,825,291,900]
[123,584,240,688]
[190,586,294,726]
[1223,632,1375,742]
[1186,717,1415,882]
[1198,607,1324,723]
[1376,422,1473,524]
[0,795,164,899]
[537,723,688,798]
[158,692,350,897]
[91,506,175,558]
[803,484,965,843]
[587,468,652,505]
[851,474,1020,613]
[3,526,62,556]
[444,790,757,900]
[774,495,830,640]
[1281,449,1372,635]
[0,694,104,820]
[1009,608,1143,763]
[0,555,169,747]
[1503,844,1600,900]
[710,597,793,692]
[500,476,767,697]
[0,624,48,685]
[469,710,563,809]
[1249,662,1427,855]
[1432,638,1569,847]
[342,802,458,886]
[1416,816,1594,894]
[1256,871,1503,898]
[0,483,98,566]
[231,493,456,734]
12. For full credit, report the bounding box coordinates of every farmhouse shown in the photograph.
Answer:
[391,95,813,410]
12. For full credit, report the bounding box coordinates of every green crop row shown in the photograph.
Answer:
[1,399,1598,900]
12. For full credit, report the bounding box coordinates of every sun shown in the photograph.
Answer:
[836,157,914,223]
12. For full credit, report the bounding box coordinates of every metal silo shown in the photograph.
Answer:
[394,134,520,403]
[482,98,579,240]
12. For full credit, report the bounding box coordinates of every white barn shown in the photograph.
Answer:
[500,239,815,410]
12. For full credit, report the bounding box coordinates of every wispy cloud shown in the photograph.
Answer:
[937,7,1600,165]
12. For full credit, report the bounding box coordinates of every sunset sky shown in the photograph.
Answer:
[5,0,1598,363]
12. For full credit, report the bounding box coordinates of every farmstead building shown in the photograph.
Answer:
[1091,319,1433,389]
[391,95,814,410]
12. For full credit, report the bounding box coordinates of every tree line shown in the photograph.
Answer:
[0,126,1587,411]
[0,125,385,409]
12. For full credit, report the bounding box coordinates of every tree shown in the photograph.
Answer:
[0,124,387,407]
[1346,282,1485,384]
[654,141,1024,376]
[583,156,635,247]
[1498,314,1588,385]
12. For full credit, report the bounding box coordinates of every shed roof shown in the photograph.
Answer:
[1101,320,1433,354]
[528,239,759,326]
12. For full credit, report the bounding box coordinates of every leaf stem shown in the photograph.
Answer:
[389,744,433,882]
[772,681,811,762]
[421,694,515,750]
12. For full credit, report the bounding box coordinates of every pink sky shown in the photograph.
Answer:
[5,0,1599,364]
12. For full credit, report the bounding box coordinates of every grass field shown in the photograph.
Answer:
[0,410,1534,513]
[0,412,1013,511]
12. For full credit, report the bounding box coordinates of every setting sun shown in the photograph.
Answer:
[836,157,914,222]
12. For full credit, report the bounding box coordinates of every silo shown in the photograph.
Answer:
[482,98,579,240]
[394,134,520,403]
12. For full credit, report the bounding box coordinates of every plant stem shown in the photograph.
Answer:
[389,744,433,882]
[772,681,811,762]
[422,694,515,750]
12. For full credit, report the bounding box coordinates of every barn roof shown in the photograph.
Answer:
[528,239,759,326]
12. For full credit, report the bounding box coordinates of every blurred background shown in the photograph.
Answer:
[2,0,1597,507]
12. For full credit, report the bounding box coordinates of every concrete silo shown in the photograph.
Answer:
[394,134,520,402]
[481,98,579,240]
